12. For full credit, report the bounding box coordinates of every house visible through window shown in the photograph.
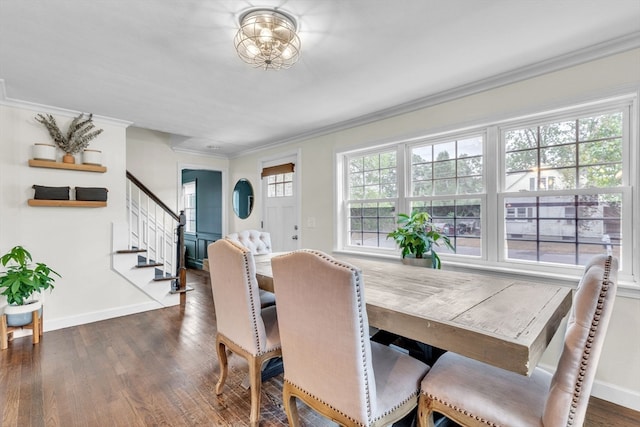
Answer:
[337,97,634,279]
[503,110,624,265]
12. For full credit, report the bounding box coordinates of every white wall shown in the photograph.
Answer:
[126,127,229,219]
[0,104,155,329]
[6,48,636,409]
[227,49,640,409]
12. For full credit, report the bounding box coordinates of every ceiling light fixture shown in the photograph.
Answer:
[234,8,301,70]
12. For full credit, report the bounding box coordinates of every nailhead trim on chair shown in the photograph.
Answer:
[286,380,365,427]
[225,239,266,355]
[424,394,498,427]
[280,250,421,426]
[566,255,612,427]
[298,250,375,424]
[421,256,614,427]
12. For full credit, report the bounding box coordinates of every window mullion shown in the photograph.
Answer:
[397,144,407,214]
[486,126,499,263]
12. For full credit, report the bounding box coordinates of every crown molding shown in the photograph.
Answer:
[232,31,640,157]
[171,145,229,160]
[0,79,132,128]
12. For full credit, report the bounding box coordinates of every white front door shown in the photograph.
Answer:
[262,155,299,252]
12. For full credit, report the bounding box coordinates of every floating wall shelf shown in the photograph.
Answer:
[28,159,107,173]
[28,199,107,208]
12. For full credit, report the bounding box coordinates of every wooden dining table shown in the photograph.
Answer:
[253,252,573,376]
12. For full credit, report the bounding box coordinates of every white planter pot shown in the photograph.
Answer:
[33,143,56,161]
[4,300,43,327]
[83,149,102,165]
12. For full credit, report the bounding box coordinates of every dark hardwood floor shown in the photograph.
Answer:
[1,269,637,426]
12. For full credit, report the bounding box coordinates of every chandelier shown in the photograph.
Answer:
[234,9,301,70]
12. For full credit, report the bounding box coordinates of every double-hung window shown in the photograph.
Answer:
[337,96,636,282]
[345,149,398,250]
[501,108,627,266]
[408,135,484,257]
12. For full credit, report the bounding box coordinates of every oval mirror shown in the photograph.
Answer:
[233,178,254,219]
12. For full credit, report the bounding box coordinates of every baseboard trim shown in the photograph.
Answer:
[539,363,640,411]
[591,379,640,412]
[43,301,163,332]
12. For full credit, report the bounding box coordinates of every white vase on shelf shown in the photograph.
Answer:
[83,149,102,165]
[32,143,56,161]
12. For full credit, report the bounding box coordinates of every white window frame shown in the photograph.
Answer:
[338,145,402,257]
[182,181,196,233]
[336,94,638,287]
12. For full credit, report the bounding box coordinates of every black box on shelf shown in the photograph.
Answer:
[75,187,108,202]
[32,185,70,200]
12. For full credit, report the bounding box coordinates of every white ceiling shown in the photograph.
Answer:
[1,0,639,157]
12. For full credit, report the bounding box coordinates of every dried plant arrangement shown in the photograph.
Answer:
[35,113,103,155]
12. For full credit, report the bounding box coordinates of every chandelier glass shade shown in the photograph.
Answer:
[234,9,301,70]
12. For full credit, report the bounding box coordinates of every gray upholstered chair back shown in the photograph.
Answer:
[226,230,272,255]
[272,250,377,424]
[207,239,267,355]
[543,254,618,426]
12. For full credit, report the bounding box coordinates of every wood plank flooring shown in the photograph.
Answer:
[1,269,637,426]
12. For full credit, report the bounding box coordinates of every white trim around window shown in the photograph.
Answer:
[335,94,639,290]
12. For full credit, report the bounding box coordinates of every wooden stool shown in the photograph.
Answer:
[1,301,43,350]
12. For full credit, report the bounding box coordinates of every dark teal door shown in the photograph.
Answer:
[182,169,222,269]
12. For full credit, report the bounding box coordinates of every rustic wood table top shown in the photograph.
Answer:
[254,252,572,376]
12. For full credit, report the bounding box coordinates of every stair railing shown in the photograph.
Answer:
[125,171,187,295]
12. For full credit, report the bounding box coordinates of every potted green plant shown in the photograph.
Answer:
[387,211,454,269]
[35,112,103,164]
[0,246,59,326]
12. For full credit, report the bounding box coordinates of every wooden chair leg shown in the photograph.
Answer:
[32,309,40,345]
[215,338,228,395]
[248,356,263,427]
[283,381,301,427]
[417,394,437,427]
[1,314,8,350]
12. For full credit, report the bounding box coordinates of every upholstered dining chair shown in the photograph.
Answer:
[226,230,276,308]
[226,230,273,255]
[272,250,431,427]
[417,254,618,427]
[207,239,282,427]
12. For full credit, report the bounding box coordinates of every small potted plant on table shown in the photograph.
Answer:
[387,211,454,269]
[0,246,59,341]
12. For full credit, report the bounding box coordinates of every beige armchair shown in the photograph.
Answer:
[417,254,618,427]
[272,250,431,427]
[226,230,276,308]
[207,239,281,427]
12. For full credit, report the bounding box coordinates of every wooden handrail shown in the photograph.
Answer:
[126,171,180,222]
[126,170,188,302]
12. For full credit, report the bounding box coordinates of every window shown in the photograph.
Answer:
[341,136,483,254]
[502,110,624,265]
[267,173,294,197]
[409,135,484,256]
[263,162,295,198]
[183,181,196,233]
[345,150,397,249]
[338,97,635,281]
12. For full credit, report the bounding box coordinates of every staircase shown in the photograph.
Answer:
[111,172,192,307]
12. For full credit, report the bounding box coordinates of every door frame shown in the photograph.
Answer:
[259,149,302,250]
[177,162,229,238]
